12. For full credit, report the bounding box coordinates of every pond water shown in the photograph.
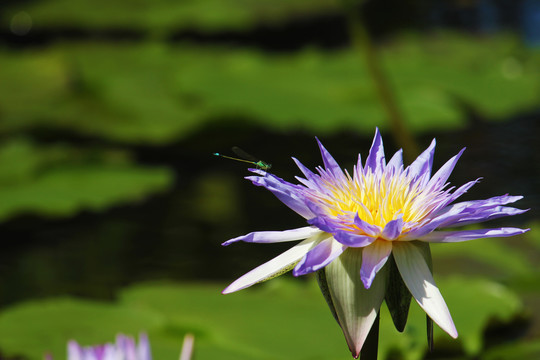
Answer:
[0,113,537,308]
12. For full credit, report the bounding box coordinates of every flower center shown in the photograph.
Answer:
[309,168,446,233]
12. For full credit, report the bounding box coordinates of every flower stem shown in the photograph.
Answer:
[427,315,434,352]
[343,0,419,160]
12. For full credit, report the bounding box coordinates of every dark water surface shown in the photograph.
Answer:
[0,114,537,308]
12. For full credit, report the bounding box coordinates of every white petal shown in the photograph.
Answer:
[324,248,387,358]
[392,242,458,338]
[179,334,195,360]
[222,236,320,294]
[222,226,322,245]
[137,333,152,360]
[67,341,83,360]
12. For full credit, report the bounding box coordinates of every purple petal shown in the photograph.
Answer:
[100,345,114,360]
[385,149,403,176]
[450,207,528,227]
[293,237,345,276]
[443,178,481,204]
[354,213,381,237]
[68,341,83,360]
[292,157,321,186]
[365,128,386,173]
[463,194,524,207]
[248,168,267,176]
[334,231,376,247]
[360,240,392,289]
[418,179,481,221]
[137,333,152,360]
[381,216,404,240]
[401,221,441,241]
[406,139,436,185]
[116,335,137,360]
[446,194,524,214]
[247,172,314,219]
[316,138,346,182]
[307,215,336,234]
[430,194,527,228]
[418,227,529,243]
[426,148,465,191]
[222,226,322,245]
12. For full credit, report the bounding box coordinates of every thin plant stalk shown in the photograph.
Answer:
[343,0,419,160]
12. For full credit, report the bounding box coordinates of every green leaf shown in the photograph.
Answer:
[1,0,342,34]
[0,278,524,360]
[523,221,540,250]
[1,33,538,144]
[378,276,523,359]
[0,139,173,220]
[383,32,540,120]
[0,298,163,360]
[0,165,172,220]
[430,234,532,279]
[440,277,522,355]
[481,339,540,360]
[120,280,352,360]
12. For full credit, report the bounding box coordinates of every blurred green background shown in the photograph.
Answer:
[0,0,539,359]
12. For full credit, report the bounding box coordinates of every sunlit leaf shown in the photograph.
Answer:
[0,298,163,360]
[0,277,524,360]
[120,280,352,360]
[481,339,540,360]
[0,34,537,144]
[378,275,523,359]
[434,277,522,355]
[430,233,532,279]
[383,32,539,121]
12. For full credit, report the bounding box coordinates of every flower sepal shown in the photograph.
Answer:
[384,253,412,332]
[316,248,387,359]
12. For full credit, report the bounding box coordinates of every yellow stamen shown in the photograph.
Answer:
[309,167,443,236]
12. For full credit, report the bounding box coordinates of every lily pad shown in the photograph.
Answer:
[481,339,540,360]
[1,0,342,34]
[0,138,173,220]
[0,34,538,144]
[120,280,352,360]
[0,298,163,360]
[377,276,523,359]
[430,234,533,280]
[432,276,522,355]
[0,277,524,360]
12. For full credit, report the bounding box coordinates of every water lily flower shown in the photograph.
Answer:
[67,333,152,360]
[222,129,528,358]
[66,333,194,360]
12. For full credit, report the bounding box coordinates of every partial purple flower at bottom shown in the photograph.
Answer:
[221,128,529,358]
[65,333,194,360]
[67,333,150,360]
